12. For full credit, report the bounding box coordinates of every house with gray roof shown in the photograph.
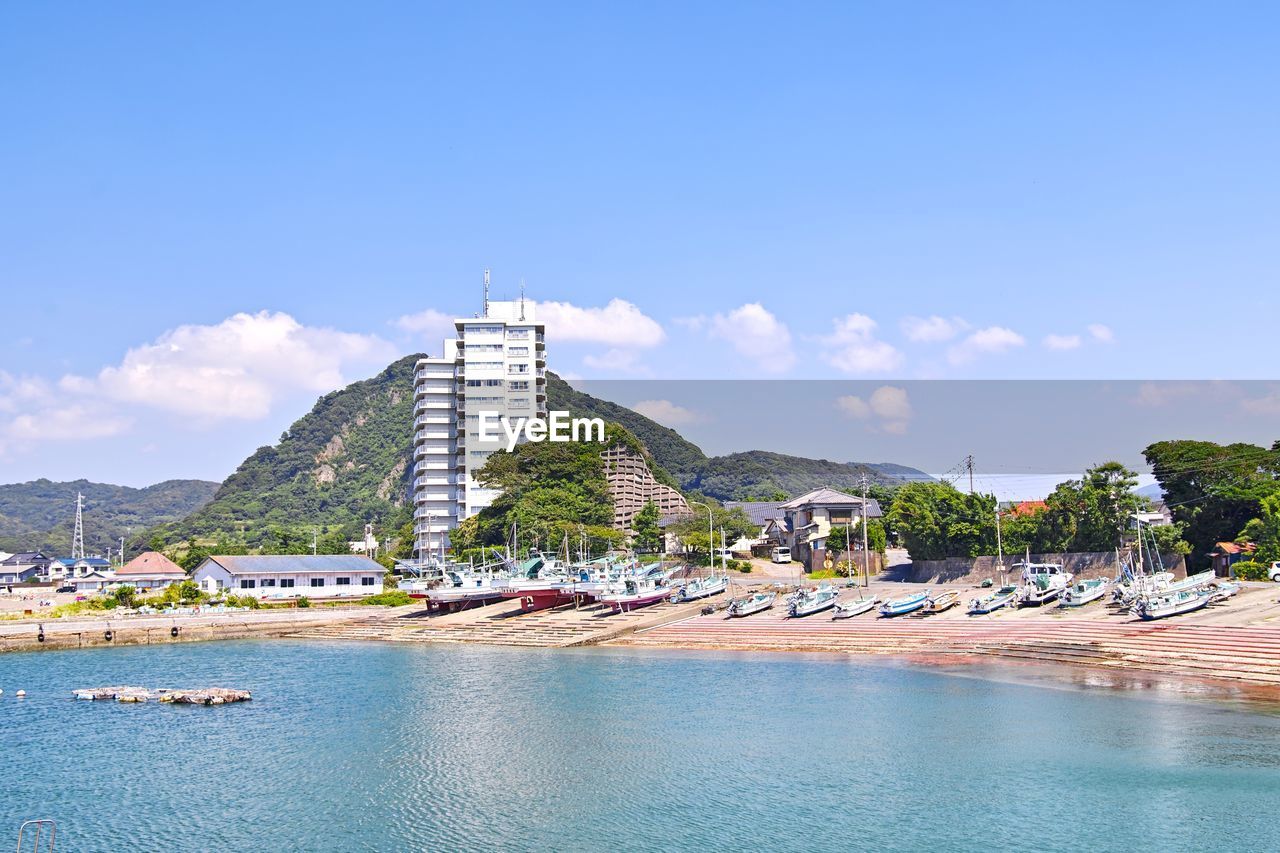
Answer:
[192,554,385,600]
[776,487,882,567]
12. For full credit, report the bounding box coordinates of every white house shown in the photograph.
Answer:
[71,571,117,594]
[44,556,111,583]
[192,554,385,599]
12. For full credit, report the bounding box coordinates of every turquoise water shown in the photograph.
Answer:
[2,641,1279,852]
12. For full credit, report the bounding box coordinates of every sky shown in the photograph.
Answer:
[2,1,1279,487]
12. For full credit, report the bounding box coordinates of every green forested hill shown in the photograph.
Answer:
[0,478,219,555]
[547,374,930,500]
[156,354,422,551]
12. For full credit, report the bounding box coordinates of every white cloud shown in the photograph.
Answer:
[1088,323,1115,343]
[947,326,1025,365]
[582,348,647,374]
[834,385,911,433]
[900,315,967,343]
[393,308,455,345]
[1043,333,1082,351]
[672,315,707,332]
[708,303,796,374]
[821,314,903,374]
[7,405,132,442]
[535,299,665,348]
[1240,392,1280,416]
[73,311,394,420]
[630,399,705,426]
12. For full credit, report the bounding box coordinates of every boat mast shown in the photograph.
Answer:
[860,475,870,589]
[995,507,1005,586]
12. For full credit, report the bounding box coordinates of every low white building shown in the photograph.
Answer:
[71,571,117,594]
[192,554,385,599]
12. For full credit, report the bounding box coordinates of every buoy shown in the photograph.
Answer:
[0,688,4,696]
[170,625,180,638]
[104,629,114,642]
[16,690,26,698]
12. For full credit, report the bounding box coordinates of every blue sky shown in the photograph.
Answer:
[2,2,1278,486]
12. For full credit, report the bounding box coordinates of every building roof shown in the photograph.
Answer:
[198,554,386,575]
[778,488,883,517]
[1210,541,1257,556]
[723,501,787,526]
[1008,500,1048,517]
[1,551,49,566]
[118,552,186,577]
[53,556,110,567]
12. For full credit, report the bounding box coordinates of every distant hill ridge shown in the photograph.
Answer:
[0,478,219,555]
[3,360,931,554]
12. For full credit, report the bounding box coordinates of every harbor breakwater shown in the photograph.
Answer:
[900,551,1188,585]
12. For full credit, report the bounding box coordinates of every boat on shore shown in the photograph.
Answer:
[879,591,929,618]
[787,583,838,617]
[727,591,776,618]
[670,572,729,603]
[1135,587,1211,620]
[922,589,960,614]
[1060,577,1109,608]
[968,585,1018,615]
[600,573,674,613]
[832,595,879,619]
[1016,561,1071,606]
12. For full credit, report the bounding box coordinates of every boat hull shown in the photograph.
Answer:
[832,597,878,619]
[879,595,928,617]
[604,588,672,613]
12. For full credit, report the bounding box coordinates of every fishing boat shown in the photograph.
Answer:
[726,591,776,618]
[832,595,879,619]
[878,591,929,617]
[1060,577,1109,607]
[922,589,960,614]
[424,569,510,611]
[601,573,674,613]
[1015,561,1071,606]
[788,582,839,617]
[670,572,730,603]
[968,585,1018,614]
[1135,587,1211,620]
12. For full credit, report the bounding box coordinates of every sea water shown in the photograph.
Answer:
[2,640,1278,852]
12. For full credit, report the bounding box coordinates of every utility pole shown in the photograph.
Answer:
[311,528,318,556]
[965,455,975,495]
[860,474,870,588]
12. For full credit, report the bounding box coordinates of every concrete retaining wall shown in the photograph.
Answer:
[902,552,1187,585]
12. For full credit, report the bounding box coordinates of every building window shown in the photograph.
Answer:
[336,577,351,585]
[508,380,529,391]
[464,324,503,335]
[261,578,277,587]
[510,398,530,409]
[468,360,503,369]
[508,346,529,356]
[239,579,256,589]
[507,328,530,339]
[310,578,325,588]
[361,576,377,586]
[507,364,529,374]
[280,578,295,588]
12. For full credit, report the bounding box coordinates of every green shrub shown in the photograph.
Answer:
[224,594,262,609]
[1231,560,1268,581]
[359,590,413,606]
[296,596,311,608]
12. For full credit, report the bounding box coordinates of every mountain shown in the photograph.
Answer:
[0,478,219,555]
[546,373,931,501]
[157,354,422,550]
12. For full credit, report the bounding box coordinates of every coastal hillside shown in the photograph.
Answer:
[546,373,931,500]
[156,354,422,551]
[0,478,219,555]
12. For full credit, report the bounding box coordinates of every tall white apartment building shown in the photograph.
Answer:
[413,275,547,557]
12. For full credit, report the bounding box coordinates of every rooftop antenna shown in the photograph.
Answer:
[519,278,526,321]
[71,491,85,560]
[483,268,490,318]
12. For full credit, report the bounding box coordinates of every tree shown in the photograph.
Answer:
[632,501,662,553]
[827,521,887,554]
[1035,462,1142,553]
[1239,492,1280,564]
[670,505,755,558]
[1144,440,1280,567]
[885,482,997,561]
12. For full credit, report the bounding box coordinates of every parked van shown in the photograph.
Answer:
[771,547,791,564]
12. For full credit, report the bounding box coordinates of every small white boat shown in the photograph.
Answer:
[968,585,1018,615]
[788,582,839,617]
[1016,561,1071,606]
[727,591,776,618]
[1060,577,1109,607]
[670,573,730,603]
[1135,587,1211,620]
[832,596,879,619]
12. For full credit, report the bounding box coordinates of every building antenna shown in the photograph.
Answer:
[483,268,490,318]
[72,491,85,560]
[519,278,526,321]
